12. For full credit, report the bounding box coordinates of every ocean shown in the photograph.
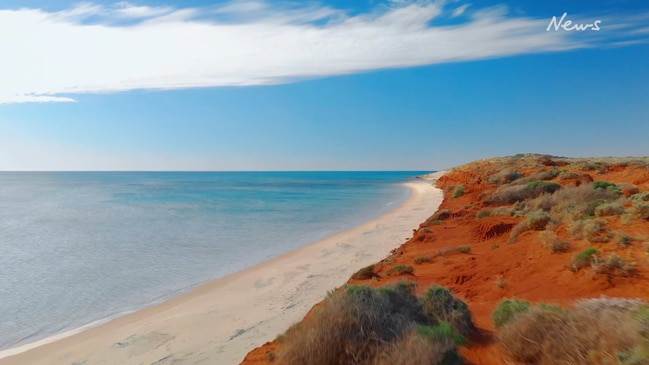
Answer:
[0,171,425,351]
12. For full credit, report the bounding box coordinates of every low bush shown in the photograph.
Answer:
[630,201,649,220]
[509,210,552,243]
[532,184,621,221]
[595,202,625,217]
[631,192,649,202]
[414,255,433,264]
[493,298,532,328]
[476,209,491,219]
[351,265,380,280]
[619,183,641,197]
[571,247,599,271]
[421,286,474,337]
[517,168,561,184]
[540,230,570,253]
[490,182,562,205]
[488,169,522,185]
[593,181,623,196]
[373,326,463,365]
[592,253,637,277]
[526,210,552,230]
[570,219,610,242]
[497,298,649,365]
[584,219,609,242]
[351,264,379,280]
[427,209,452,223]
[277,283,470,365]
[453,185,465,198]
[388,265,414,276]
[614,231,633,246]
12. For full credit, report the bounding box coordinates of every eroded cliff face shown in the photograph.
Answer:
[242,155,649,365]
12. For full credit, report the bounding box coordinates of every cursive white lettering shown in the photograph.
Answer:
[546,12,567,31]
[547,13,602,32]
[593,20,601,31]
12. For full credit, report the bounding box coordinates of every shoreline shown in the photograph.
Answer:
[0,176,444,365]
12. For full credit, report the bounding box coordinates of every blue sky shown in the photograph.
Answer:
[1,0,648,170]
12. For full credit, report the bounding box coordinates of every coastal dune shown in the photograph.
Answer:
[0,176,444,365]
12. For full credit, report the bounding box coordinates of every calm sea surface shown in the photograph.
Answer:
[0,171,426,350]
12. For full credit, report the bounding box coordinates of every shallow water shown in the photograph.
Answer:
[0,171,424,350]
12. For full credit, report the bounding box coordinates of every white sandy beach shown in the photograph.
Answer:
[0,175,444,365]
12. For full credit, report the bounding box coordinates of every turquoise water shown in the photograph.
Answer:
[0,171,425,351]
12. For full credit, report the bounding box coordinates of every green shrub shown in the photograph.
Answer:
[421,286,474,337]
[388,265,414,276]
[417,322,466,345]
[571,247,599,271]
[493,298,532,328]
[456,245,471,254]
[594,181,622,196]
[453,185,465,198]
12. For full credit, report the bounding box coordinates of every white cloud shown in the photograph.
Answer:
[114,2,175,18]
[0,1,643,104]
[452,3,470,18]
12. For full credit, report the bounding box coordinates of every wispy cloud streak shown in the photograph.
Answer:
[0,1,645,104]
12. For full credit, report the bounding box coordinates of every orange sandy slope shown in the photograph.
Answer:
[241,155,649,365]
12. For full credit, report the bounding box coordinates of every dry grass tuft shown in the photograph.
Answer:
[571,247,599,271]
[387,265,415,276]
[497,297,649,365]
[509,210,552,243]
[592,253,637,277]
[426,209,452,223]
[414,255,433,265]
[489,181,562,205]
[570,219,611,242]
[540,230,570,253]
[595,202,626,217]
[531,184,621,221]
[630,201,649,220]
[351,264,380,280]
[487,169,522,185]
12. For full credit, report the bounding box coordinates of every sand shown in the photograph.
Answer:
[0,177,444,365]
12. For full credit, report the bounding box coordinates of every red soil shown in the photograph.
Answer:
[241,155,649,365]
